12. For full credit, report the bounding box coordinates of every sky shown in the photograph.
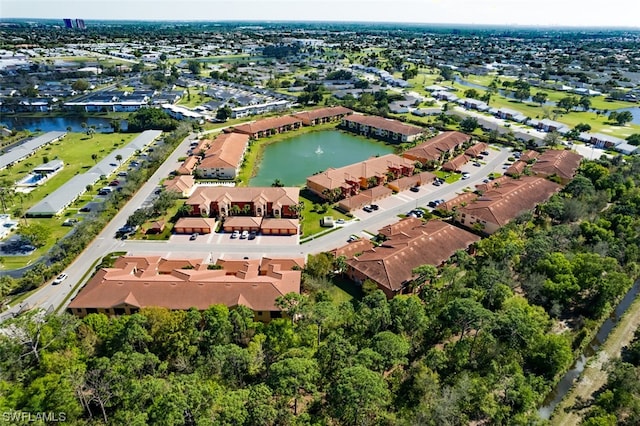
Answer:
[2,0,638,28]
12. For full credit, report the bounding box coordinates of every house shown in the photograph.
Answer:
[292,106,353,126]
[530,149,582,183]
[505,161,527,177]
[464,142,488,158]
[458,98,490,111]
[442,154,471,172]
[455,176,562,234]
[195,132,250,180]
[230,100,292,118]
[228,115,302,139]
[306,154,414,200]
[587,133,626,148]
[145,221,166,235]
[493,107,529,123]
[402,131,471,166]
[340,114,424,143]
[67,256,301,322]
[173,217,217,234]
[532,119,570,134]
[163,175,196,197]
[343,218,480,298]
[386,171,437,193]
[337,186,394,212]
[186,186,300,219]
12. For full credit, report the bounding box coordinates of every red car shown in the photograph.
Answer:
[108,180,120,186]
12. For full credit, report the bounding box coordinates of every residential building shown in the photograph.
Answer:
[67,256,301,322]
[307,154,414,200]
[340,114,424,143]
[186,186,299,219]
[455,176,562,234]
[195,132,250,180]
[291,106,353,126]
[402,131,471,166]
[228,115,302,139]
[343,218,480,298]
[162,175,196,197]
[530,149,582,183]
[173,217,217,234]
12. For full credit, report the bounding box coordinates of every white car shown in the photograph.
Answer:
[53,273,68,285]
[240,230,249,239]
[231,230,239,239]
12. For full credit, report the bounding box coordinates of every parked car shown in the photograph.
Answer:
[190,233,199,241]
[371,204,379,210]
[109,180,120,186]
[410,186,420,192]
[336,219,345,224]
[62,218,78,226]
[79,206,91,212]
[231,230,239,239]
[433,180,442,186]
[53,273,68,285]
[117,171,128,177]
[473,162,481,167]
[248,230,257,240]
[428,201,438,208]
[363,205,373,212]
[461,174,470,180]
[240,230,249,239]
[347,235,359,243]
[481,151,490,156]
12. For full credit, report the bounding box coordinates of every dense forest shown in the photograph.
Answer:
[1,155,640,425]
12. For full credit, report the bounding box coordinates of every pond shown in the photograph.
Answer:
[0,115,127,133]
[249,130,395,187]
[615,106,640,125]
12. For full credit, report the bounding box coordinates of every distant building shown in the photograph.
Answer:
[340,114,424,143]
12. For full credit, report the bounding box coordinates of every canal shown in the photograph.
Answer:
[249,130,395,187]
[538,278,640,419]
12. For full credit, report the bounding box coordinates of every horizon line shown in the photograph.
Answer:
[2,17,640,30]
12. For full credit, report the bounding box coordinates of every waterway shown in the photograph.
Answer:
[615,106,640,125]
[0,116,127,133]
[249,130,395,187]
[538,278,640,419]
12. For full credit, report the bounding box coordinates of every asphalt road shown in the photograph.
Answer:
[0,138,512,319]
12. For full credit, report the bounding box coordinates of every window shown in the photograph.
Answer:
[114,308,126,315]
[86,308,97,314]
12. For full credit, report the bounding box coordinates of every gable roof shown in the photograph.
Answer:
[292,106,353,124]
[230,115,302,135]
[531,149,582,181]
[197,132,250,170]
[346,219,480,293]
[458,176,561,227]
[187,186,300,208]
[403,131,471,163]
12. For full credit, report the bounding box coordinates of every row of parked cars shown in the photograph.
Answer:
[231,230,257,240]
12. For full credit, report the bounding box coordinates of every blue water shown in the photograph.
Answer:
[0,116,127,133]
[615,107,640,125]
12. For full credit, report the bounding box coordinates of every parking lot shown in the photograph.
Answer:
[169,230,299,246]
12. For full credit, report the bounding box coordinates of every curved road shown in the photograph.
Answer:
[1,135,511,319]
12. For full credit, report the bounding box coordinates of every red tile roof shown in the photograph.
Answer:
[531,149,582,181]
[403,131,471,163]
[292,106,353,125]
[197,132,250,170]
[69,256,301,312]
[231,116,302,135]
[346,219,480,293]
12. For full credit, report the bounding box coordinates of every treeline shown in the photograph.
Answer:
[1,156,639,424]
[0,124,191,300]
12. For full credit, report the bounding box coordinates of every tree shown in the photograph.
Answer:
[268,357,319,414]
[271,179,284,187]
[72,79,90,92]
[579,96,592,111]
[20,223,49,247]
[91,153,98,163]
[532,92,548,106]
[626,134,640,146]
[463,88,479,99]
[460,117,479,133]
[575,122,592,132]
[115,154,123,166]
[610,110,633,126]
[0,179,15,213]
[110,119,121,133]
[328,366,390,426]
[513,87,530,102]
[543,131,562,147]
[558,96,578,113]
[371,331,410,371]
[186,60,201,75]
[215,106,233,121]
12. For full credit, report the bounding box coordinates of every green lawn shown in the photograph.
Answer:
[299,192,350,238]
[178,93,212,108]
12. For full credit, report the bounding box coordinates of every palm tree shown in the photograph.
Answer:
[230,204,241,216]
[271,179,284,187]
[115,154,123,166]
[91,153,98,163]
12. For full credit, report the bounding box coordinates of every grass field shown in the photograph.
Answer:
[177,93,212,108]
[299,193,350,238]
